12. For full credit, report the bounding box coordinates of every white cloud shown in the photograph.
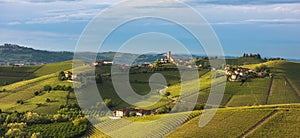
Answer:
[7,21,21,25]
[1,0,300,26]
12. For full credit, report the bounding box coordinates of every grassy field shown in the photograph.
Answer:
[34,60,74,76]
[2,60,300,137]
[0,65,41,86]
[85,111,203,138]
[248,109,300,137]
[225,78,271,107]
[0,60,76,86]
[0,73,73,114]
[92,67,210,110]
[226,57,264,65]
[85,105,300,138]
[0,61,77,114]
[243,60,300,105]
[268,76,300,104]
[83,104,300,137]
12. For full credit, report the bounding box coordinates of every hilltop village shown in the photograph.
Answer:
[89,52,276,118]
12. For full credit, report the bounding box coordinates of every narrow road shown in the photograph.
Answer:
[238,110,279,138]
[265,76,274,104]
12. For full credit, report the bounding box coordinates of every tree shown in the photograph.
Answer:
[5,128,25,138]
[72,117,88,126]
[43,85,52,92]
[102,99,113,108]
[129,112,136,117]
[25,112,41,124]
[34,91,39,96]
[31,132,42,138]
[193,56,200,64]
[16,100,24,105]
[95,74,103,84]
[45,98,51,103]
[164,92,171,97]
[153,59,160,68]
[257,53,261,59]
[58,71,66,81]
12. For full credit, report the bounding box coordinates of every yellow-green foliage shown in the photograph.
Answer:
[34,60,74,77]
[91,111,202,137]
[225,78,271,107]
[0,67,72,114]
[249,109,300,137]
[268,76,300,104]
[166,109,273,138]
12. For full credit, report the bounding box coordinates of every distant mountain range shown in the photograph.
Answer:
[0,44,166,65]
[0,43,299,66]
[0,44,74,65]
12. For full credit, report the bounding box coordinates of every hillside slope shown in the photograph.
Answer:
[0,60,76,86]
[0,44,73,64]
[0,61,81,114]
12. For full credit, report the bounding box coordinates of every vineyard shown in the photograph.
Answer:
[166,108,275,137]
[1,60,300,137]
[248,109,300,137]
[26,122,87,137]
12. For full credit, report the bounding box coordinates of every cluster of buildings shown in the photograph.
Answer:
[112,108,156,119]
[93,60,113,66]
[158,51,174,64]
[225,65,271,82]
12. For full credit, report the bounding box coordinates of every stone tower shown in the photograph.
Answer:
[167,51,171,61]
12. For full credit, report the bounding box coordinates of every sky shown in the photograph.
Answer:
[0,0,300,59]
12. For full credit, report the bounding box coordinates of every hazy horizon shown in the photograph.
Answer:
[1,0,300,59]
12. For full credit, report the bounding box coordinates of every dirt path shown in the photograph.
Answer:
[265,76,274,104]
[238,110,279,138]
[284,76,300,100]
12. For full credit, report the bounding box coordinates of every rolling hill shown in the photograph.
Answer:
[1,56,300,137]
[0,44,74,65]
[0,43,166,66]
[0,60,75,86]
[0,61,78,114]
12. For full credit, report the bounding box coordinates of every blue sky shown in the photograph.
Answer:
[0,0,300,59]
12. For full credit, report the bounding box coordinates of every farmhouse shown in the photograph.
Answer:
[112,108,153,117]
[62,71,77,80]
[93,60,113,66]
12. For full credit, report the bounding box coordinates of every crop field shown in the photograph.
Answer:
[91,68,210,110]
[88,110,203,137]
[0,60,75,86]
[243,60,300,104]
[34,60,75,77]
[0,65,74,114]
[225,57,264,65]
[0,65,41,86]
[166,108,274,137]
[248,109,300,137]
[268,76,300,104]
[26,122,87,137]
[1,60,300,138]
[225,78,270,107]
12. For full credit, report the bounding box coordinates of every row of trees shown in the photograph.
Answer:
[243,53,262,59]
[43,85,74,92]
[0,103,88,137]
